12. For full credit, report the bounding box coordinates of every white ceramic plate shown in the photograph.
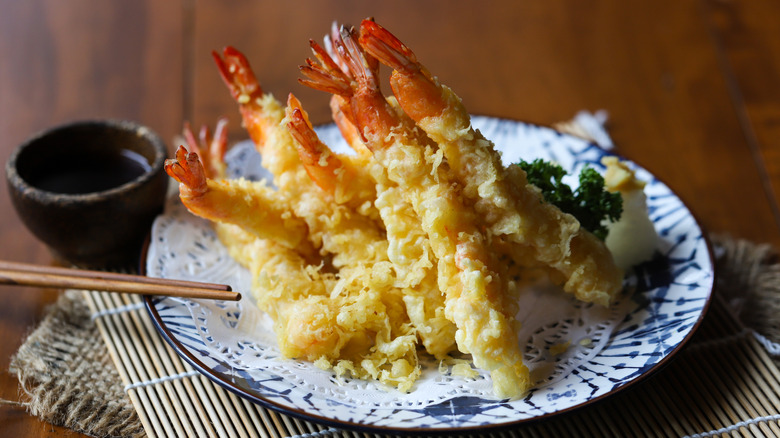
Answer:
[144,117,714,434]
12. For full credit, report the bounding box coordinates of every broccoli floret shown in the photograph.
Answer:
[517,159,622,240]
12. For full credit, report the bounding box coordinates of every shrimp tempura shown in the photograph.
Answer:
[359,19,623,307]
[168,23,642,399]
[301,25,530,398]
[165,146,315,256]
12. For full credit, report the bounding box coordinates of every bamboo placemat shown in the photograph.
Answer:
[79,269,780,438]
[81,290,343,438]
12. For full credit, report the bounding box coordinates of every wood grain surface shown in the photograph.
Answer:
[1,1,778,436]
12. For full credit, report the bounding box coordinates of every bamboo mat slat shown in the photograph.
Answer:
[80,288,780,438]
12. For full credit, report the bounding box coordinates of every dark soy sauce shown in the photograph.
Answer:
[32,149,151,194]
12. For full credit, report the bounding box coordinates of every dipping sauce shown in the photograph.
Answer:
[31,149,151,194]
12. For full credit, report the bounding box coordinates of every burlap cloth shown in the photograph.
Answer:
[5,235,779,437]
[9,288,145,438]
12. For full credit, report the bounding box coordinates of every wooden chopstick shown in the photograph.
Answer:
[0,260,241,301]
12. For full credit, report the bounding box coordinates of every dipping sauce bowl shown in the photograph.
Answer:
[6,120,169,268]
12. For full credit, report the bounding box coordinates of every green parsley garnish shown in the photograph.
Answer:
[517,159,622,240]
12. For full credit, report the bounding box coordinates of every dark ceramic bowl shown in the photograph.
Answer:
[6,120,169,268]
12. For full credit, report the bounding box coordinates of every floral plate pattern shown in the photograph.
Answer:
[144,117,714,434]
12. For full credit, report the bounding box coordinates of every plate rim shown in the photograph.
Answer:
[141,117,716,435]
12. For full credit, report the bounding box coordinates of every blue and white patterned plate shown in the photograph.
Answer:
[144,117,714,434]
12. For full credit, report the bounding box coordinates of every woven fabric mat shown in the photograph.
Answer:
[7,235,780,438]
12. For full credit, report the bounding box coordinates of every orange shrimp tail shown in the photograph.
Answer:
[211,116,229,164]
[332,26,401,148]
[164,146,207,197]
[324,22,351,76]
[181,117,229,179]
[329,95,371,157]
[359,20,446,120]
[212,46,264,103]
[286,94,312,127]
[319,25,372,155]
[334,26,378,92]
[213,47,268,148]
[286,108,321,167]
[358,19,419,74]
[298,42,353,98]
[182,121,204,157]
[324,21,380,81]
[309,38,349,82]
[285,94,344,195]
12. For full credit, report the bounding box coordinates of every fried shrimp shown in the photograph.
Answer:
[322,22,375,159]
[306,27,457,359]
[213,47,309,198]
[371,168,456,359]
[285,93,377,210]
[166,21,651,399]
[301,26,530,398]
[221,228,421,391]
[214,46,386,268]
[172,117,421,392]
[209,46,431,391]
[165,146,315,255]
[359,19,623,307]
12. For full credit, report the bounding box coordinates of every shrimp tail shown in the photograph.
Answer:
[212,46,276,150]
[212,46,263,103]
[182,117,229,179]
[298,41,353,98]
[337,26,378,90]
[358,19,420,74]
[330,95,371,157]
[311,36,350,81]
[323,21,350,75]
[285,93,346,196]
[326,21,381,81]
[211,117,229,163]
[285,94,321,166]
[358,20,445,118]
[327,25,413,149]
[316,24,376,153]
[164,146,207,198]
[182,122,202,157]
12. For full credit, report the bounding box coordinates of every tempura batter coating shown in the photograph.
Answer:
[304,34,458,359]
[301,26,530,398]
[360,19,623,307]
[286,93,378,211]
[215,47,387,269]
[219,227,421,392]
[165,146,314,255]
[169,115,423,390]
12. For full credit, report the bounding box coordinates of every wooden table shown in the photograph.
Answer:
[1,1,778,436]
